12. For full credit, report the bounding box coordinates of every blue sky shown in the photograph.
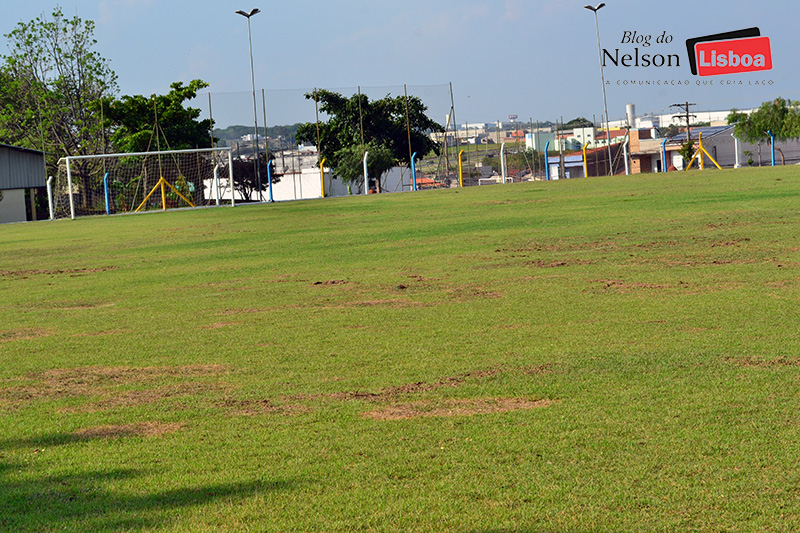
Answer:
[1,1,796,128]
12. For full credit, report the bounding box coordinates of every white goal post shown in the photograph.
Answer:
[51,147,235,220]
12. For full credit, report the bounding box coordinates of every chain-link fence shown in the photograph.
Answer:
[194,83,639,201]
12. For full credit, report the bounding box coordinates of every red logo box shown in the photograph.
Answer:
[695,36,772,76]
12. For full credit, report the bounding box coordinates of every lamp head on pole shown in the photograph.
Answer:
[235,8,261,18]
[584,3,605,12]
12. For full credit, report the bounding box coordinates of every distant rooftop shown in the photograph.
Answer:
[668,125,734,143]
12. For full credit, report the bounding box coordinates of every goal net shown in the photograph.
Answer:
[52,147,234,220]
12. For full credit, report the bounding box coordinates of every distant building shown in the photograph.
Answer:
[240,133,265,142]
[0,144,45,224]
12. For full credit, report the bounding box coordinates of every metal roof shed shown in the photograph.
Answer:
[0,144,46,224]
[0,143,45,190]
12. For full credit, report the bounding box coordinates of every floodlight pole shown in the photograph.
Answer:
[585,3,614,176]
[236,8,263,201]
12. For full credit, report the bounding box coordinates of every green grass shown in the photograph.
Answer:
[2,166,800,531]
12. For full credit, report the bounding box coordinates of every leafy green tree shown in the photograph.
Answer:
[728,98,800,165]
[563,117,593,129]
[334,142,395,194]
[102,80,213,153]
[678,139,696,169]
[0,7,117,176]
[295,90,443,189]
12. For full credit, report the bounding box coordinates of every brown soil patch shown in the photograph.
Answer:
[447,287,503,301]
[593,279,674,292]
[0,328,52,342]
[59,382,228,413]
[520,363,556,375]
[312,280,350,286]
[525,259,591,268]
[711,238,751,247]
[267,275,310,283]
[362,398,552,420]
[405,274,442,282]
[632,240,689,249]
[218,398,308,416]
[726,356,800,368]
[202,322,238,330]
[321,366,505,402]
[328,299,429,309]
[219,308,263,315]
[73,421,184,439]
[0,365,229,408]
[496,240,619,254]
[0,267,115,279]
[71,329,131,338]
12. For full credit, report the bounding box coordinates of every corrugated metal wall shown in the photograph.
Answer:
[0,144,46,189]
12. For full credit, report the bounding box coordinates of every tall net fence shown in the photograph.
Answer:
[199,84,466,198]
[198,84,616,195]
[52,148,233,220]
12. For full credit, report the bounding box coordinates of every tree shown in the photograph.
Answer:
[563,117,593,129]
[334,142,395,194]
[102,80,213,153]
[295,90,443,191]
[678,139,695,169]
[0,8,117,174]
[227,152,280,202]
[728,98,800,165]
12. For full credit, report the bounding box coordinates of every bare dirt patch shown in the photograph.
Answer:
[520,363,556,375]
[0,365,229,409]
[73,421,184,439]
[219,308,264,315]
[525,259,592,269]
[325,299,430,309]
[711,238,751,247]
[59,382,228,413]
[447,286,503,301]
[312,280,350,286]
[218,398,309,416]
[71,329,131,338]
[316,366,505,403]
[0,328,52,343]
[202,322,238,330]
[362,398,553,420]
[592,279,675,293]
[726,356,800,368]
[0,267,115,279]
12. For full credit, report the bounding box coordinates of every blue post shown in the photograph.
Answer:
[411,152,418,191]
[267,162,274,202]
[661,138,668,173]
[103,173,110,215]
[544,141,551,181]
[768,130,776,166]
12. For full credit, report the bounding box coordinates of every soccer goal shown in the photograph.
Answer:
[50,147,235,220]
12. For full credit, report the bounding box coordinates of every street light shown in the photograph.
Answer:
[584,3,614,176]
[236,8,263,200]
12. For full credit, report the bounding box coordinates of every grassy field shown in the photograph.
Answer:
[1,166,800,531]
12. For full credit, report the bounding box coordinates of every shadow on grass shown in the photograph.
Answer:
[0,432,298,531]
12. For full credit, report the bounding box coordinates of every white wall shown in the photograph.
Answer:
[0,189,27,224]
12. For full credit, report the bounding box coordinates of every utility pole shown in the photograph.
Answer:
[671,101,697,141]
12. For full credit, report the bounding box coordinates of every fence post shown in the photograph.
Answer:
[47,176,54,220]
[363,151,369,194]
